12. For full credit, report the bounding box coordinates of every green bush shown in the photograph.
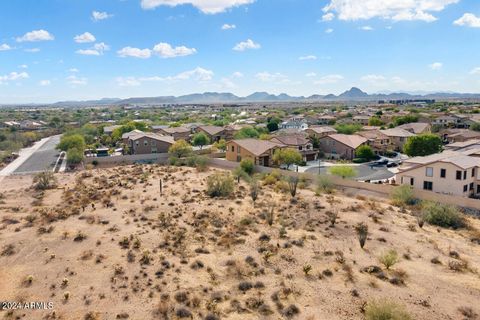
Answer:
[422,201,467,229]
[390,185,416,207]
[378,249,399,270]
[316,174,334,194]
[365,300,412,320]
[206,173,235,198]
[240,159,255,175]
[352,158,367,163]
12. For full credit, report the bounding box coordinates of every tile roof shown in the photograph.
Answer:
[325,134,368,149]
[231,139,285,156]
[270,134,310,146]
[380,128,415,137]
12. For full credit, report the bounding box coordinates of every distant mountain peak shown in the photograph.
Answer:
[339,87,368,98]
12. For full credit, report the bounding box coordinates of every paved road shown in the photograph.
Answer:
[305,164,394,181]
[13,135,61,174]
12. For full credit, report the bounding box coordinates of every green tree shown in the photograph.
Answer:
[192,132,210,149]
[234,126,259,139]
[67,147,84,165]
[213,139,227,152]
[57,134,85,152]
[356,145,375,160]
[368,117,384,126]
[240,158,255,175]
[267,121,279,132]
[403,134,442,157]
[334,124,362,135]
[273,148,303,169]
[329,165,358,179]
[168,139,193,158]
[393,115,418,126]
[470,122,480,132]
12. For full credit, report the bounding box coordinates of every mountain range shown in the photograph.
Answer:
[40,87,480,106]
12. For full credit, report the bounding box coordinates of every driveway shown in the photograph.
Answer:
[304,163,394,181]
[0,135,61,176]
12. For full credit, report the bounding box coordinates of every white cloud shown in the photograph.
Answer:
[299,55,317,61]
[222,24,236,30]
[233,39,260,51]
[39,80,51,86]
[470,67,480,75]
[117,47,152,59]
[0,71,29,84]
[116,77,142,87]
[323,0,459,22]
[74,32,96,43]
[220,78,236,88]
[0,44,12,51]
[322,12,335,21]
[429,62,443,70]
[153,42,197,58]
[306,72,317,77]
[116,67,214,86]
[67,75,87,86]
[76,42,109,56]
[454,13,480,28]
[140,0,254,14]
[19,64,28,69]
[24,48,40,53]
[232,71,244,78]
[68,68,79,73]
[16,29,54,42]
[255,72,288,82]
[92,11,113,21]
[360,26,374,31]
[314,74,343,85]
[325,28,334,33]
[361,74,387,86]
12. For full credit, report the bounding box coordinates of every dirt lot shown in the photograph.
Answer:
[0,165,479,320]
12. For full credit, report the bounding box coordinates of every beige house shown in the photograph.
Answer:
[155,127,191,141]
[352,116,370,126]
[396,149,480,197]
[305,126,337,139]
[127,132,174,155]
[397,122,431,134]
[357,130,391,154]
[196,125,226,142]
[380,128,415,151]
[318,134,368,160]
[226,139,285,167]
[270,134,318,161]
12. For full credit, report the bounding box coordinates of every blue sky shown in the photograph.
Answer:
[1,0,480,103]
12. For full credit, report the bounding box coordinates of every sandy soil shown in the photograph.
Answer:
[0,165,479,320]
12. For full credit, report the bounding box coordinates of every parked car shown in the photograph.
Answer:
[372,159,388,167]
[386,161,399,168]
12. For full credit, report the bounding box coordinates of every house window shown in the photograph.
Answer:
[463,171,467,180]
[231,146,234,152]
[237,146,241,154]
[472,168,476,177]
[425,167,433,177]
[456,170,462,180]
[144,140,148,146]
[299,146,303,151]
[410,178,414,186]
[423,181,433,190]
[464,185,468,192]
[440,168,446,178]
[470,183,474,191]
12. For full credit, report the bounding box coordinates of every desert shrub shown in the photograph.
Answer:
[33,170,57,190]
[355,222,369,249]
[422,201,467,229]
[195,156,209,172]
[287,175,299,198]
[206,173,234,198]
[250,178,260,203]
[240,159,255,175]
[326,210,338,227]
[262,169,282,185]
[378,249,399,270]
[365,299,412,320]
[317,174,334,194]
[390,185,416,207]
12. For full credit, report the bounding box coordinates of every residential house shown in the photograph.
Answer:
[317,115,336,125]
[103,125,121,135]
[280,117,308,131]
[318,134,368,160]
[432,115,468,128]
[155,126,191,141]
[357,130,391,154]
[196,125,226,142]
[352,115,370,126]
[397,122,431,134]
[380,128,415,151]
[445,139,480,152]
[126,132,174,155]
[441,129,480,143]
[226,139,286,167]
[122,129,145,144]
[223,124,245,140]
[270,134,318,161]
[396,149,480,197]
[305,126,337,139]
